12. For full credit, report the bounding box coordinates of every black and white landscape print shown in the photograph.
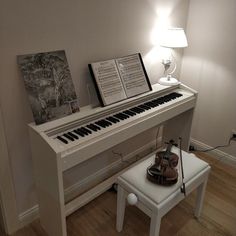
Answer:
[18,50,79,125]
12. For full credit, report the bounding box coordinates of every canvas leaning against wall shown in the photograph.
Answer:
[18,50,80,125]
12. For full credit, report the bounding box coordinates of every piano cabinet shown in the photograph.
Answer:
[28,83,197,236]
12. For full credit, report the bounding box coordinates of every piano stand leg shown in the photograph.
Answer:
[31,139,67,236]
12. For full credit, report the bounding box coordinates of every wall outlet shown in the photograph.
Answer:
[231,130,236,140]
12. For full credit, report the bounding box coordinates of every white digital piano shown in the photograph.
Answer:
[28,83,197,236]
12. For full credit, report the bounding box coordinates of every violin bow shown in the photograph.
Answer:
[179,137,186,196]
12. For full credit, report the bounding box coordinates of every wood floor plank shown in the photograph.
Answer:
[3,152,236,236]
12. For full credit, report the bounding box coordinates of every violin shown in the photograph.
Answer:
[147,140,179,186]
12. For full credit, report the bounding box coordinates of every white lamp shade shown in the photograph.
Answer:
[160,28,188,48]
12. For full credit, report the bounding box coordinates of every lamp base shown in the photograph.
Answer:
[158,76,179,86]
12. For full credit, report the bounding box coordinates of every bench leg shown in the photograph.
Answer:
[150,210,161,236]
[194,177,208,218]
[116,185,126,232]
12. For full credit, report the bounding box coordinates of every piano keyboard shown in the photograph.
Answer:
[54,91,183,146]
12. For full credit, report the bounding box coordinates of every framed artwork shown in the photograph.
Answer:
[18,50,79,125]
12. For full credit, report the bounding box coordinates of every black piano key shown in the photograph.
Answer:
[106,116,119,124]
[57,136,68,144]
[81,127,92,134]
[136,107,145,113]
[172,92,182,98]
[101,122,108,127]
[120,112,130,119]
[97,119,110,127]
[63,133,75,141]
[129,108,137,113]
[168,93,174,98]
[169,95,175,100]
[86,124,97,132]
[155,98,165,105]
[137,105,145,110]
[68,132,79,139]
[114,114,125,120]
[112,116,120,122]
[95,120,107,128]
[118,112,129,119]
[169,93,177,98]
[138,104,151,110]
[85,127,93,133]
[91,124,101,130]
[162,96,169,101]
[130,107,143,114]
[148,101,156,107]
[113,114,121,120]
[172,93,180,98]
[87,124,100,131]
[95,122,105,128]
[143,104,152,109]
[104,120,112,126]
[74,129,85,137]
[163,95,172,102]
[124,109,135,114]
[77,128,89,135]
[91,124,100,131]
[123,110,136,116]
[144,101,156,108]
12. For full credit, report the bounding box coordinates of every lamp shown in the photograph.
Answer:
[158,28,188,86]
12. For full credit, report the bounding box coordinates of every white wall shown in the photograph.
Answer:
[0,105,19,234]
[0,0,189,219]
[180,0,236,158]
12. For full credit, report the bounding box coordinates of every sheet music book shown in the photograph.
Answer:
[88,53,152,106]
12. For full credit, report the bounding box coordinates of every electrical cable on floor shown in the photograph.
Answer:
[192,136,234,153]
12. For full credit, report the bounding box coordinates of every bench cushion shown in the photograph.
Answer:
[118,147,209,204]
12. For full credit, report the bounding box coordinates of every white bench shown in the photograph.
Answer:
[116,147,210,236]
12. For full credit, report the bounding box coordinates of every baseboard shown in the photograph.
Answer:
[18,139,159,227]
[191,138,236,167]
[18,204,39,227]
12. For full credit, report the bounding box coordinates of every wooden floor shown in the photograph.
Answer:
[2,152,236,236]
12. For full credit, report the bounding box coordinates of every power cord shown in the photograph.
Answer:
[192,136,235,153]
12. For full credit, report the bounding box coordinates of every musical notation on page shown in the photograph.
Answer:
[88,53,152,106]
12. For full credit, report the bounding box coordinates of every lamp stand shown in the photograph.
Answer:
[158,53,179,86]
[158,74,179,86]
